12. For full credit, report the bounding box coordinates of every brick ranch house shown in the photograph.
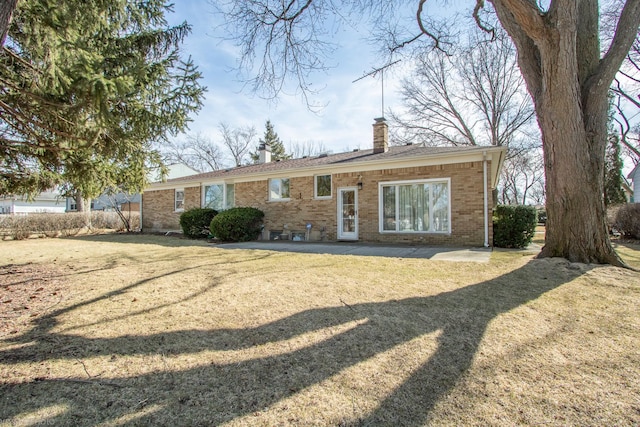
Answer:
[142,118,507,247]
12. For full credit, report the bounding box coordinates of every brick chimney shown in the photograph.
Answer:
[373,117,388,154]
[258,143,271,163]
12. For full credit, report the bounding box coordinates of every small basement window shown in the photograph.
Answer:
[269,230,284,240]
[291,231,306,241]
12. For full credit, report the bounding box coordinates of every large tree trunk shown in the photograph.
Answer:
[0,0,18,46]
[535,43,619,263]
[75,192,92,229]
[490,0,639,265]
[75,193,87,213]
[533,6,619,264]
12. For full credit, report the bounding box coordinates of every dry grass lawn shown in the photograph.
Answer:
[0,234,639,426]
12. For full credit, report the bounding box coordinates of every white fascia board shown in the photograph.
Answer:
[145,180,205,192]
[489,148,507,189]
[230,147,508,183]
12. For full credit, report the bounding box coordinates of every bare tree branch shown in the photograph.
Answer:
[593,0,640,95]
[391,28,536,152]
[219,122,256,166]
[287,139,328,158]
[163,132,223,172]
[473,0,496,37]
[416,0,443,51]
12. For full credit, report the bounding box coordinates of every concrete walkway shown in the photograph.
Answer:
[213,241,493,262]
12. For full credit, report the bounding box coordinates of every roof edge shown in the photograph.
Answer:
[146,145,508,191]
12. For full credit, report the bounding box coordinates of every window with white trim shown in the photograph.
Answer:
[269,178,290,201]
[203,183,235,211]
[175,189,185,211]
[314,174,332,198]
[379,179,450,233]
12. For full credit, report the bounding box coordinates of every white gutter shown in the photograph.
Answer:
[147,145,508,191]
[483,151,489,248]
[139,193,143,232]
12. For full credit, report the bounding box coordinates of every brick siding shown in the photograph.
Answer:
[235,161,493,246]
[142,186,201,232]
[143,161,493,246]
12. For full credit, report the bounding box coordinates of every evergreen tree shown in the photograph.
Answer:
[250,120,290,162]
[0,0,205,197]
[604,134,627,206]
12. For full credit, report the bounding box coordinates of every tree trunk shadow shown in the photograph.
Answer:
[0,258,586,425]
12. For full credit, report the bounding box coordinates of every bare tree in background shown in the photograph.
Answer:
[216,0,640,264]
[164,132,224,173]
[391,27,540,205]
[104,189,138,232]
[391,29,535,150]
[163,125,256,170]
[499,150,545,205]
[219,123,256,166]
[288,140,329,158]
[610,29,640,164]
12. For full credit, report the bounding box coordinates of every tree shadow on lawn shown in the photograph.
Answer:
[0,259,588,425]
[62,232,215,249]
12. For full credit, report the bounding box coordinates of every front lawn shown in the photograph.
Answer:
[1,235,639,426]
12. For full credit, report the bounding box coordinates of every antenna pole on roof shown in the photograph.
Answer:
[353,60,400,119]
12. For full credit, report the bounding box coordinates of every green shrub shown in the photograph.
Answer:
[493,205,538,248]
[536,207,547,225]
[209,207,264,242]
[613,204,640,239]
[179,208,218,238]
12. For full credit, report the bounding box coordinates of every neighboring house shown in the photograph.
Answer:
[628,164,639,203]
[0,191,66,214]
[623,182,633,203]
[67,194,135,213]
[142,119,507,247]
[153,163,201,181]
[66,163,200,212]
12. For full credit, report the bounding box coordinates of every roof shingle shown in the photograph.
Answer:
[156,144,490,185]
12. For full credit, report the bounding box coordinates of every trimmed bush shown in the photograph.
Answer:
[209,207,264,242]
[91,211,139,231]
[536,207,547,225]
[0,211,139,240]
[493,204,537,248]
[613,203,640,239]
[179,208,218,238]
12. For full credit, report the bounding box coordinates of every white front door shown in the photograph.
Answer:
[337,187,358,240]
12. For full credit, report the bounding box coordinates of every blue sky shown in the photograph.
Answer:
[165,2,637,178]
[165,1,428,154]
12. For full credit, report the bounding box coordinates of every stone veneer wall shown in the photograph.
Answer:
[142,186,201,232]
[233,161,493,246]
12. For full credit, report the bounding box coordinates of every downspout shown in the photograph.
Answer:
[483,151,489,248]
[139,193,143,232]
